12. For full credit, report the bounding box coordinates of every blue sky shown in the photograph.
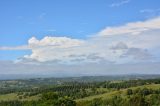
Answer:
[0,0,160,76]
[0,0,159,44]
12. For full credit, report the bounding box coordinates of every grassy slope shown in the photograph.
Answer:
[0,93,18,101]
[0,93,40,101]
[76,84,160,102]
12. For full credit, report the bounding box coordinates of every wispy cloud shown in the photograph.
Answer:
[98,17,160,36]
[45,29,56,32]
[109,0,130,7]
[140,8,160,13]
[0,45,29,50]
[140,8,160,18]
[39,13,46,19]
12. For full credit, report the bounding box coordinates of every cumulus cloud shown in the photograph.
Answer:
[26,17,160,64]
[28,36,84,48]
[0,17,160,66]
[25,36,85,62]
[105,17,160,58]
[0,17,160,76]
[24,36,123,63]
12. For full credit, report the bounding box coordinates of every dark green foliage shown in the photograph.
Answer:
[127,89,133,95]
[128,95,148,106]
[89,98,103,106]
[39,92,76,106]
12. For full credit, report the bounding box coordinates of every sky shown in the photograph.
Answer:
[0,0,160,77]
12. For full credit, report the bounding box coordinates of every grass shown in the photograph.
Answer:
[76,90,119,101]
[0,93,19,101]
[0,93,40,101]
[76,84,160,102]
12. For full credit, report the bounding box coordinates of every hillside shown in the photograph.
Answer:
[76,84,160,106]
[0,77,160,106]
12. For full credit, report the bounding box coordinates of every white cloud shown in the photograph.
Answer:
[98,17,160,36]
[28,36,84,48]
[0,45,29,50]
[0,17,160,65]
[97,17,160,50]
[26,36,85,62]
[23,36,122,63]
[25,17,160,63]
[110,0,130,7]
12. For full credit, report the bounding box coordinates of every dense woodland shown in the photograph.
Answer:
[0,76,160,106]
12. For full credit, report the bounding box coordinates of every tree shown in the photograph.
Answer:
[58,96,76,106]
